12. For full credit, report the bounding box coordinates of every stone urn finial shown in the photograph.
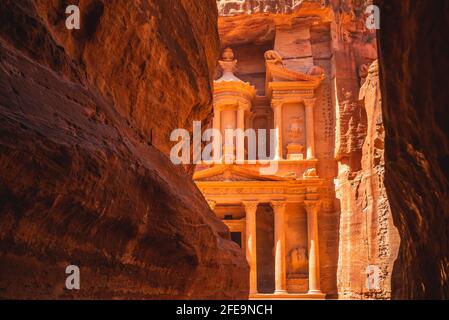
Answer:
[217,48,241,82]
[222,47,235,61]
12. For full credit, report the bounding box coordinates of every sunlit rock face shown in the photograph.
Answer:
[217,0,307,15]
[376,0,449,300]
[217,0,400,299]
[336,60,400,299]
[329,1,401,300]
[0,0,248,299]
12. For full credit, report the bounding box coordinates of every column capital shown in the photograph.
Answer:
[270,200,287,212]
[238,101,251,111]
[271,100,284,109]
[303,98,316,109]
[207,200,217,210]
[243,201,259,213]
[304,200,321,213]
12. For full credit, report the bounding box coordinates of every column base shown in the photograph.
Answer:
[250,293,326,300]
[308,289,323,295]
[274,290,288,295]
[249,291,258,295]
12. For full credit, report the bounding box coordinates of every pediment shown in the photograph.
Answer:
[193,165,291,182]
[266,63,324,84]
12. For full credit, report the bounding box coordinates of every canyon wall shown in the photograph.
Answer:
[0,0,249,299]
[375,0,449,299]
[217,0,400,299]
[330,1,400,299]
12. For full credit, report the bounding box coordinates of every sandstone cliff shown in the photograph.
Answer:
[376,0,449,299]
[0,0,249,299]
[336,60,399,299]
[330,1,400,299]
[217,0,400,299]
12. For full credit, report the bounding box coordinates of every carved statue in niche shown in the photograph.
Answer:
[288,117,303,142]
[286,117,305,160]
[288,246,308,275]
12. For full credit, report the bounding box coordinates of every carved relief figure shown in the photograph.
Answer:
[288,247,308,274]
[288,117,304,143]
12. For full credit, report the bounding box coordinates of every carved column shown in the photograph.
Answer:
[272,101,283,160]
[304,99,316,159]
[243,201,259,295]
[304,200,322,294]
[236,106,245,162]
[270,201,287,294]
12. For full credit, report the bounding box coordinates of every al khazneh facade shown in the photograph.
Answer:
[194,41,330,298]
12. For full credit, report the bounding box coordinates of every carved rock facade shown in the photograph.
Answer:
[216,0,400,299]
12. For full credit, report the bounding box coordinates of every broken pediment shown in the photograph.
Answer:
[264,53,324,97]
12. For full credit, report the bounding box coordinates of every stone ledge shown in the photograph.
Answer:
[250,293,326,300]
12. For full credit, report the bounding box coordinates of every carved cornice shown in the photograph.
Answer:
[214,80,257,101]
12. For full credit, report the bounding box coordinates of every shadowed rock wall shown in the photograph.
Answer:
[376,0,449,300]
[0,0,249,299]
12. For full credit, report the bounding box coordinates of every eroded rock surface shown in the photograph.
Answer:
[336,60,399,299]
[217,0,400,299]
[376,0,449,300]
[0,0,248,299]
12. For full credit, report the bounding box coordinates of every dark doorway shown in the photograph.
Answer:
[230,232,242,248]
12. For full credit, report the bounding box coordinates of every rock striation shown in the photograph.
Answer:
[0,0,249,299]
[376,0,449,300]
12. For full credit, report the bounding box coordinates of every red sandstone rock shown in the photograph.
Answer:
[336,60,400,299]
[217,0,400,299]
[376,0,449,300]
[0,0,248,299]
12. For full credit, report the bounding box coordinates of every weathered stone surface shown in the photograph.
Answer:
[0,0,249,299]
[326,0,400,300]
[4,0,220,155]
[375,0,449,299]
[336,61,399,299]
[217,0,311,16]
[217,0,400,299]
